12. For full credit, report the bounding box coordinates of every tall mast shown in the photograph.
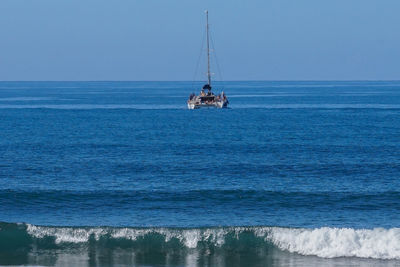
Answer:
[206,10,211,87]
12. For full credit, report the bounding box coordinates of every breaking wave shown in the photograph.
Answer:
[1,222,400,260]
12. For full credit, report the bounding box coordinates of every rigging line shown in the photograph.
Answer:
[209,32,225,90]
[191,27,207,91]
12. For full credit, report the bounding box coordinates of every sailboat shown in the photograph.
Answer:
[187,11,229,109]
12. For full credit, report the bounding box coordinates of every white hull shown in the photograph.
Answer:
[187,100,228,109]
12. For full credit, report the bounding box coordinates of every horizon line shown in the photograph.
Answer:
[1,79,400,82]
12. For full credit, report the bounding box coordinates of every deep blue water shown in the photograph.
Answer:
[1,81,400,266]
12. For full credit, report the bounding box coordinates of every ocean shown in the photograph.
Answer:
[0,81,400,266]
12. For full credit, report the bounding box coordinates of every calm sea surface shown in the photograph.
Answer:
[1,81,400,266]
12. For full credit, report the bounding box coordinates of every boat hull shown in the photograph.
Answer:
[187,100,228,109]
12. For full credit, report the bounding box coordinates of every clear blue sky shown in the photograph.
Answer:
[1,0,400,81]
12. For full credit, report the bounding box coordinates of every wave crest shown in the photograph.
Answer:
[268,227,400,259]
[22,224,400,259]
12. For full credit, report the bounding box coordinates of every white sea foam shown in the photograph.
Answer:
[26,225,232,249]
[27,224,107,243]
[268,227,400,259]
[26,225,400,259]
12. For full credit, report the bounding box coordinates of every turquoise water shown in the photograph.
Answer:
[1,81,400,266]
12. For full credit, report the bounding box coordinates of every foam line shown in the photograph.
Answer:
[24,224,400,259]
